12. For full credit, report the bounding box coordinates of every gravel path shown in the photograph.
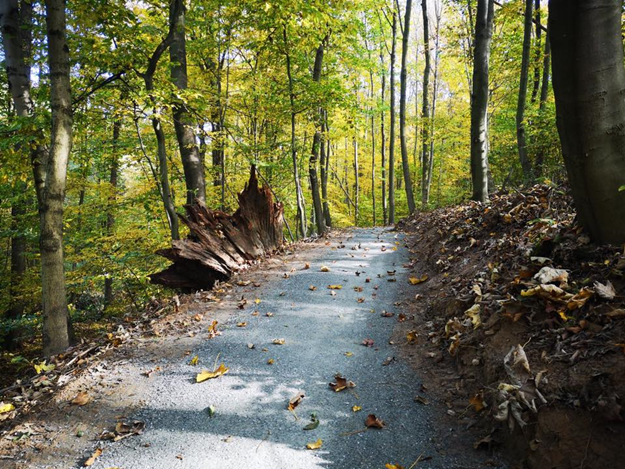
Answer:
[89,228,503,469]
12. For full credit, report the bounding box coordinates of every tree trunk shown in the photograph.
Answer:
[369,70,376,226]
[534,27,550,178]
[320,111,332,227]
[516,0,534,180]
[420,0,431,209]
[104,117,121,307]
[6,191,27,350]
[380,49,388,225]
[530,0,541,103]
[470,0,494,202]
[151,166,284,289]
[400,0,416,214]
[309,38,327,235]
[169,0,206,205]
[41,0,73,356]
[353,136,359,225]
[388,12,397,224]
[549,0,625,244]
[283,25,307,238]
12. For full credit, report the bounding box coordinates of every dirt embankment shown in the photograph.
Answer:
[397,185,625,469]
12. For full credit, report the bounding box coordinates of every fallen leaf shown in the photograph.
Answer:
[345,351,353,357]
[237,322,247,327]
[303,263,310,270]
[354,286,363,292]
[470,392,486,412]
[320,266,330,272]
[193,313,204,322]
[328,284,343,290]
[385,464,405,469]
[255,298,261,305]
[352,405,362,412]
[247,343,255,349]
[306,438,323,450]
[414,395,429,405]
[265,312,274,317]
[606,308,625,318]
[398,313,407,322]
[406,331,418,343]
[84,448,102,466]
[237,280,251,286]
[272,338,285,345]
[362,338,374,347]
[33,361,55,374]
[207,406,216,418]
[365,414,385,429]
[288,392,305,411]
[196,363,229,383]
[303,413,319,430]
[71,392,91,406]
[357,297,365,303]
[409,275,428,285]
[189,355,199,366]
[267,358,274,365]
[381,311,394,317]
[309,285,317,291]
[382,356,395,366]
[0,403,15,414]
[567,288,594,310]
[329,374,356,392]
[465,304,481,329]
[594,281,616,300]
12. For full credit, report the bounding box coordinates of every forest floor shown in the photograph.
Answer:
[0,228,505,469]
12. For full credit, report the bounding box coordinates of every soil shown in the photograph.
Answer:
[394,185,625,469]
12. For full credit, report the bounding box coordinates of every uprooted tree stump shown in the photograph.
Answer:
[150,165,284,290]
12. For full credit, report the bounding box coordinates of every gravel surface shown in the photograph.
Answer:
[88,228,504,469]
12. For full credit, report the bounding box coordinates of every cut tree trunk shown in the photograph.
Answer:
[150,166,284,290]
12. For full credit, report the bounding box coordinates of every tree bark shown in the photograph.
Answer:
[41,0,73,356]
[283,24,307,238]
[388,12,397,224]
[309,37,327,235]
[320,111,332,227]
[169,0,206,205]
[420,0,431,209]
[530,0,541,103]
[353,136,359,225]
[516,0,533,180]
[104,117,121,307]
[151,166,284,290]
[470,0,494,202]
[549,0,625,244]
[380,50,387,225]
[399,0,416,214]
[369,70,376,226]
[534,27,550,178]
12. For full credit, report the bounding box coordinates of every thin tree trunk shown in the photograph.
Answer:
[534,27,550,178]
[104,117,121,307]
[309,37,327,235]
[470,0,494,202]
[530,0,541,103]
[169,0,206,205]
[369,70,376,226]
[516,0,533,180]
[549,0,625,244]
[283,24,307,238]
[400,0,416,213]
[388,12,397,224]
[420,0,431,209]
[380,50,388,225]
[41,0,73,356]
[6,191,27,350]
[426,7,441,202]
[321,111,331,227]
[353,136,359,226]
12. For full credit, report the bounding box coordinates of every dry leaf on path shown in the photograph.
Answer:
[196,363,229,383]
[385,464,405,469]
[272,338,285,345]
[409,275,428,285]
[320,266,330,272]
[309,285,317,291]
[303,413,319,430]
[406,331,418,344]
[0,403,15,414]
[328,285,343,290]
[306,438,323,450]
[189,356,199,366]
[594,281,616,300]
[71,392,91,406]
[237,322,247,327]
[381,311,394,317]
[84,448,102,466]
[288,392,305,411]
[362,338,374,347]
[470,392,486,412]
[352,405,362,412]
[365,414,385,429]
[329,374,356,392]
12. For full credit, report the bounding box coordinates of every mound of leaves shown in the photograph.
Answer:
[399,184,624,466]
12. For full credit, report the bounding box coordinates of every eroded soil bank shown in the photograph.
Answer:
[395,185,624,469]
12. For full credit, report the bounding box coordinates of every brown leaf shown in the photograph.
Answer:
[71,391,91,406]
[361,338,374,347]
[84,448,102,466]
[365,414,385,429]
[329,374,356,392]
[469,392,486,412]
[288,392,305,411]
[398,313,407,322]
[381,311,394,318]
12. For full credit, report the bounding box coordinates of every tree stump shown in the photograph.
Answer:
[150,165,284,290]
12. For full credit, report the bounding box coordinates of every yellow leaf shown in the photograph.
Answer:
[254,298,261,305]
[0,403,15,414]
[267,358,274,365]
[320,266,330,272]
[328,284,343,290]
[34,361,55,374]
[306,438,323,450]
[386,464,405,469]
[352,405,362,412]
[464,304,481,329]
[408,275,428,285]
[196,363,229,383]
[189,355,199,366]
[406,331,418,343]
[237,322,247,327]
[345,352,353,357]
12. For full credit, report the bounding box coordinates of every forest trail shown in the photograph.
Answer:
[8,229,503,469]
